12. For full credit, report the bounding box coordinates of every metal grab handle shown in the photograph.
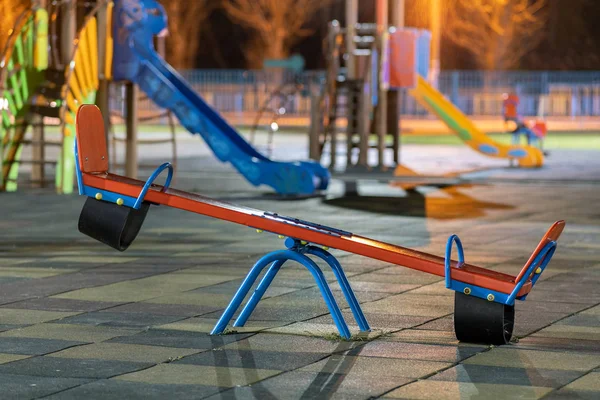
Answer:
[507,241,556,304]
[133,162,173,209]
[445,234,465,289]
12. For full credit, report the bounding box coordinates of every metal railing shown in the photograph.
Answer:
[121,70,600,121]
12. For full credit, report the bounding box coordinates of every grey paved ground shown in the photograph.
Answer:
[1,133,599,399]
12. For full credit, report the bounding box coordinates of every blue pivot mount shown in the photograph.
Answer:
[211,238,370,339]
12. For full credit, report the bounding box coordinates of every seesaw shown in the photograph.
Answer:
[73,104,565,345]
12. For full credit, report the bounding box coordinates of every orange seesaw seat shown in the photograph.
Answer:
[76,104,564,297]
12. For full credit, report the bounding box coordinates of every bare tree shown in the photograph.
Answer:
[443,0,548,70]
[159,0,216,70]
[0,0,30,53]
[222,0,332,69]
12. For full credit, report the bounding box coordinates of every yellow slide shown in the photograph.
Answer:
[409,76,543,168]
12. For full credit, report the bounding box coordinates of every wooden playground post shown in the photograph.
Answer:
[376,0,388,168]
[31,0,47,187]
[95,0,111,146]
[388,0,404,165]
[125,82,138,178]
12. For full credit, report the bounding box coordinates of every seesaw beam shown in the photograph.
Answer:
[73,104,565,345]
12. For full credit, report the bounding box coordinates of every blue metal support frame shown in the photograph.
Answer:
[444,233,558,306]
[211,239,370,339]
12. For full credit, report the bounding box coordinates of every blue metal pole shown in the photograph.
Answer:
[307,246,370,332]
[211,250,289,335]
[233,259,286,327]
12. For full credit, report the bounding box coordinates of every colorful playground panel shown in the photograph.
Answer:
[410,76,545,167]
[74,104,565,345]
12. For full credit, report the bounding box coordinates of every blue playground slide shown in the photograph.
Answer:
[111,0,329,195]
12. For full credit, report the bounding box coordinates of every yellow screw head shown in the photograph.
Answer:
[487,294,495,302]
[278,235,285,239]
[322,246,329,250]
[256,229,263,233]
[535,267,542,274]
[463,287,471,295]
[95,193,102,200]
[116,198,124,206]
[301,240,308,245]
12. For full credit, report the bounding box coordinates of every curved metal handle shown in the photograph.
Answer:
[507,241,556,304]
[445,234,465,289]
[133,162,173,209]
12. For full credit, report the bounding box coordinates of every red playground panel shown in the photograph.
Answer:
[503,93,520,120]
[389,29,417,89]
[531,120,548,138]
[74,104,565,345]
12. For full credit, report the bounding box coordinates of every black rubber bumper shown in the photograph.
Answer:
[78,197,149,252]
[454,292,515,345]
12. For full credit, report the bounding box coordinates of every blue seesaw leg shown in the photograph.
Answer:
[211,251,286,335]
[211,249,352,339]
[306,246,370,332]
[233,259,286,327]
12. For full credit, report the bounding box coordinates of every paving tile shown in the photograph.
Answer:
[0,337,85,355]
[0,353,31,364]
[5,298,122,312]
[204,371,411,400]
[142,292,236,307]
[308,312,431,330]
[563,372,600,391]
[531,325,600,341]
[0,323,140,343]
[299,354,451,379]
[108,329,253,349]
[513,311,569,337]
[265,322,388,340]
[350,272,443,286]
[351,341,481,362]
[103,302,218,317]
[44,380,222,399]
[0,264,185,305]
[383,380,553,399]
[52,272,237,302]
[0,309,80,325]
[514,336,600,354]
[203,305,329,322]
[361,294,454,317]
[53,311,187,328]
[581,304,600,315]
[0,356,152,379]
[543,389,599,400]
[415,316,454,331]
[383,329,468,345]
[0,266,77,278]
[115,363,280,387]
[219,333,348,354]
[0,324,24,333]
[429,364,583,387]
[0,373,90,399]
[463,347,600,371]
[154,317,286,334]
[48,343,200,363]
[556,313,600,327]
[175,349,327,371]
